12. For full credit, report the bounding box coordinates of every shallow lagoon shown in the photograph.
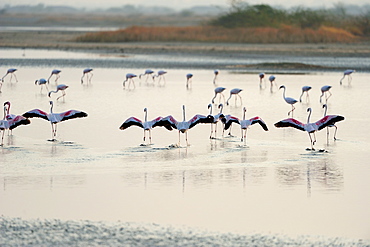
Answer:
[0,48,369,242]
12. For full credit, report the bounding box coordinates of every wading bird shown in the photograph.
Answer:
[269,75,276,87]
[274,108,344,150]
[299,86,312,103]
[213,70,219,84]
[81,68,93,84]
[279,85,298,117]
[47,69,61,83]
[0,102,30,145]
[23,101,88,141]
[2,68,18,83]
[340,69,355,85]
[123,73,137,89]
[152,70,167,84]
[139,69,154,82]
[158,105,214,146]
[226,88,243,106]
[323,104,339,141]
[259,73,265,87]
[222,107,268,144]
[186,73,193,88]
[119,108,173,144]
[207,103,225,139]
[35,78,49,93]
[211,87,226,104]
[48,84,69,101]
[320,85,332,103]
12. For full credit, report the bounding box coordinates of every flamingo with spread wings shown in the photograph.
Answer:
[222,107,268,143]
[23,101,88,141]
[119,108,173,144]
[274,108,344,150]
[207,103,225,139]
[158,105,214,146]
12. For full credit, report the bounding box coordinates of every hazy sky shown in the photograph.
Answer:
[1,0,369,9]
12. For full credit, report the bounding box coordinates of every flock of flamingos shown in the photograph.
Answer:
[0,67,354,150]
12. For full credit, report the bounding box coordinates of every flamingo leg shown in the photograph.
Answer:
[326,127,330,144]
[238,94,242,105]
[1,130,5,146]
[89,73,93,83]
[149,130,152,144]
[13,74,18,82]
[308,133,315,150]
[186,132,189,146]
[178,131,181,146]
[143,129,146,142]
[210,124,214,139]
[333,125,338,140]
[240,128,243,142]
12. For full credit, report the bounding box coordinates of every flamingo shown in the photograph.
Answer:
[222,107,268,144]
[340,69,355,85]
[259,73,265,87]
[274,108,344,150]
[207,103,225,139]
[81,68,93,84]
[2,68,18,83]
[158,105,214,146]
[123,73,137,89]
[279,85,298,117]
[213,70,219,84]
[226,88,243,106]
[22,101,88,141]
[152,70,167,84]
[186,73,193,88]
[139,69,154,82]
[299,86,312,103]
[35,78,49,93]
[119,108,173,144]
[320,85,332,103]
[211,87,226,104]
[323,104,339,141]
[48,84,69,101]
[269,75,277,87]
[0,102,30,145]
[47,69,61,83]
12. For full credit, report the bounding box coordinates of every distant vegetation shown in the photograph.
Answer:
[75,2,370,43]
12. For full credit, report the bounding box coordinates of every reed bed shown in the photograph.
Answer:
[76,25,359,43]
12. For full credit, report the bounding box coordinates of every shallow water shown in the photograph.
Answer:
[0,48,369,241]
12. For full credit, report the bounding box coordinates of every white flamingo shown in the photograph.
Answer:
[48,84,69,101]
[119,108,173,144]
[23,101,88,141]
[81,68,93,84]
[340,69,355,85]
[0,102,30,145]
[320,85,332,103]
[323,104,339,141]
[269,75,277,87]
[226,88,243,106]
[123,73,137,89]
[186,73,193,88]
[2,68,18,83]
[152,70,167,84]
[158,105,214,146]
[274,108,344,150]
[279,85,298,117]
[259,72,265,87]
[299,86,312,103]
[207,103,225,139]
[47,69,61,83]
[211,87,226,104]
[222,107,268,144]
[35,78,49,93]
[213,70,219,84]
[139,69,154,82]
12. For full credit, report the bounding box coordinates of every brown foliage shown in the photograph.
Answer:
[76,25,359,43]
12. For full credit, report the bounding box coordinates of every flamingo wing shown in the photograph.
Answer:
[315,115,345,131]
[151,117,173,130]
[274,118,306,131]
[222,115,239,130]
[156,115,178,130]
[249,117,269,131]
[119,117,143,130]
[23,109,49,121]
[8,115,31,130]
[188,114,214,129]
[59,110,88,122]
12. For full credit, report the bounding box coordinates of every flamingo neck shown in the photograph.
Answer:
[219,105,223,114]
[182,106,186,121]
[50,102,54,113]
[243,108,246,120]
[2,106,6,120]
[282,87,286,99]
[209,105,212,115]
[307,108,312,123]
[323,105,328,116]
[144,109,148,122]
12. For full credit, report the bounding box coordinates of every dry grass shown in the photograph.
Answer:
[76,25,359,43]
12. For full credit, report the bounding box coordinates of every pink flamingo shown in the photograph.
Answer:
[1,68,18,83]
[274,108,344,150]
[47,69,61,83]
[48,84,69,101]
[81,68,93,84]
[23,101,88,141]
[123,73,137,89]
